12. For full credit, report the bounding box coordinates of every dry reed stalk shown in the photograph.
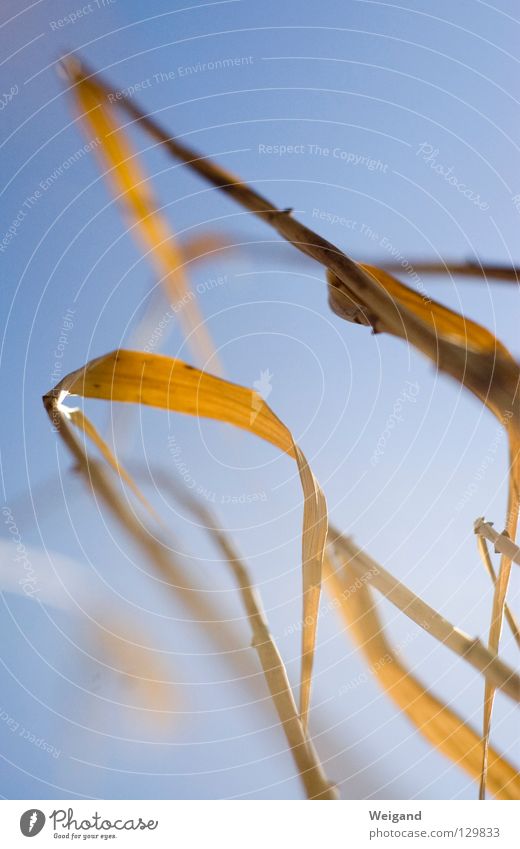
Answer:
[323,546,520,800]
[326,528,520,703]
[43,390,336,799]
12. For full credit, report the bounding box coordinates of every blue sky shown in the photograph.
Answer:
[1,0,519,799]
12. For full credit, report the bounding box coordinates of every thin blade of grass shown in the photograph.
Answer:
[44,349,327,731]
[166,485,337,799]
[476,534,520,651]
[378,260,520,283]
[324,547,520,800]
[480,442,520,796]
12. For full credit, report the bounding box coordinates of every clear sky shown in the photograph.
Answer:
[1,0,519,799]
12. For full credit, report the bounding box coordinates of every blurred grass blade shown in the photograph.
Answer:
[62,56,221,374]
[97,616,177,720]
[44,349,327,730]
[43,397,276,696]
[324,547,520,800]
[479,444,520,796]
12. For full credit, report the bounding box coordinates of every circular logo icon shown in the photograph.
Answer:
[20,809,46,837]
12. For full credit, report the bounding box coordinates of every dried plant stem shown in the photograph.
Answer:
[63,60,444,354]
[380,261,520,283]
[327,527,520,703]
[44,398,337,800]
[476,535,520,651]
[171,490,338,800]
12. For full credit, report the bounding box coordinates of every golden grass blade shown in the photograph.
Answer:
[61,57,221,374]
[323,547,520,800]
[480,442,520,796]
[166,485,337,799]
[476,534,520,651]
[44,349,327,730]
[327,528,520,703]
